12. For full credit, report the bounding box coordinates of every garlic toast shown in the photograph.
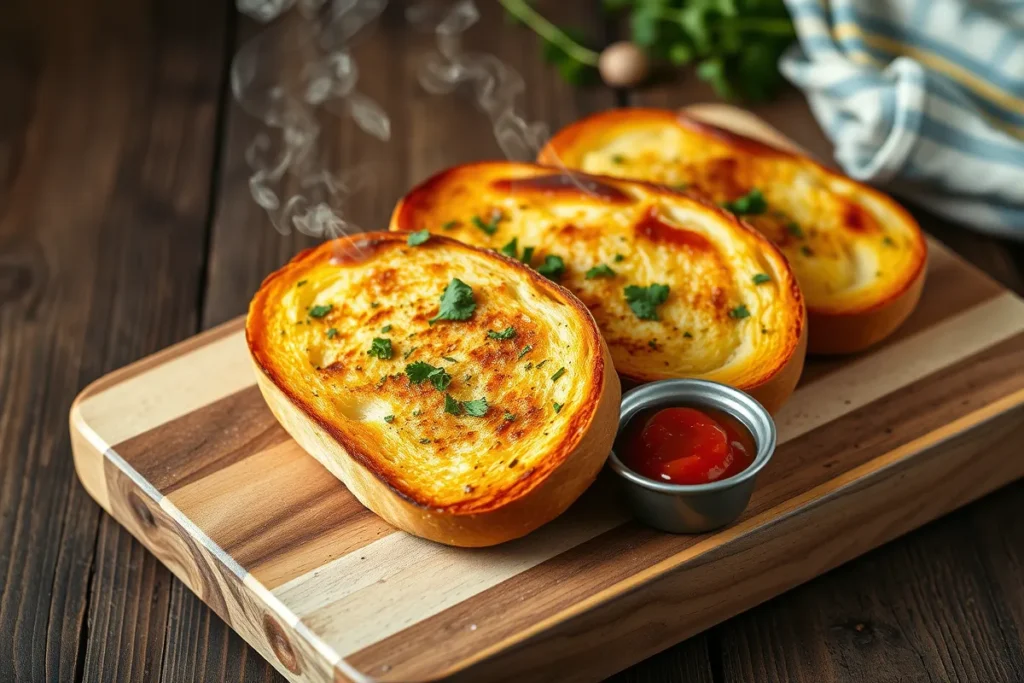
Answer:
[391,162,806,413]
[246,232,620,547]
[539,108,927,354]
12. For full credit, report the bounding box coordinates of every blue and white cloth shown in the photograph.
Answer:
[780,0,1024,237]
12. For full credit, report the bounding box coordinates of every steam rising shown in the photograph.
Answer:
[232,0,584,239]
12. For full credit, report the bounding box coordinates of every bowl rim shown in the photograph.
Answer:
[608,379,777,494]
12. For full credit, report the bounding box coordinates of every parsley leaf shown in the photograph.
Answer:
[296,279,307,287]
[624,283,670,321]
[752,273,771,285]
[721,188,767,216]
[613,253,625,262]
[535,254,566,281]
[308,304,333,319]
[500,237,518,259]
[442,220,458,230]
[444,393,462,415]
[729,305,751,320]
[461,398,489,417]
[367,338,393,360]
[611,154,625,164]
[326,328,339,339]
[406,230,430,246]
[551,367,566,381]
[517,344,533,359]
[503,411,516,421]
[553,401,563,413]
[472,212,502,236]
[487,326,516,340]
[442,356,458,363]
[383,414,395,423]
[405,361,452,391]
[380,324,392,333]
[585,264,616,279]
[787,222,804,239]
[429,278,476,324]
[521,246,535,265]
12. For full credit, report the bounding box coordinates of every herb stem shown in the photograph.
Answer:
[498,0,600,66]
[646,10,796,37]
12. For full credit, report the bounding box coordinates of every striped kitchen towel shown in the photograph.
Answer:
[780,0,1024,236]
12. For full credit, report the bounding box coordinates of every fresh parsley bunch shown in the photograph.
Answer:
[611,0,796,101]
[501,0,796,101]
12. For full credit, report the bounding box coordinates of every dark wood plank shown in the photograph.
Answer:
[0,0,228,680]
[629,74,1024,683]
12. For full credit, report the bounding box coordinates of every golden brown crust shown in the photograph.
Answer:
[391,162,806,414]
[246,232,621,546]
[539,107,928,355]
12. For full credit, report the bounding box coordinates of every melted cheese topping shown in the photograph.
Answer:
[248,237,602,509]
[393,163,803,388]
[573,121,924,314]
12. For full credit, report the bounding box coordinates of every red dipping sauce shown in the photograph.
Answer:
[619,406,756,485]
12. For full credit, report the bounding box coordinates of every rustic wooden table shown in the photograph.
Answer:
[3,1,1024,681]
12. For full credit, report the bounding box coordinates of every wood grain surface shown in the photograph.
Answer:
[69,97,1024,681]
[4,1,1024,682]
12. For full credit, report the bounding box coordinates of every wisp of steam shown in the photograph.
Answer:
[232,0,592,241]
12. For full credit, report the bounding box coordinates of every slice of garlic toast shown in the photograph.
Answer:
[391,162,806,413]
[246,232,620,547]
[539,107,927,354]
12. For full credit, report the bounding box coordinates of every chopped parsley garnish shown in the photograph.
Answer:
[383,415,395,423]
[517,345,533,359]
[500,237,518,259]
[883,236,896,247]
[371,301,380,308]
[729,305,751,320]
[461,398,489,417]
[442,220,458,230]
[787,222,804,239]
[380,324,392,333]
[406,230,430,246]
[535,254,566,281]
[585,264,616,279]
[308,304,333,319]
[611,154,625,164]
[420,438,431,444]
[624,284,670,321]
[520,246,535,265]
[536,359,549,369]
[720,188,767,216]
[487,326,516,340]
[551,367,566,381]
[613,253,625,262]
[503,411,516,422]
[684,331,693,338]
[429,278,476,324]
[296,279,307,287]
[524,362,533,370]
[367,338,393,359]
[412,408,422,417]
[403,346,418,359]
[752,273,771,285]
[553,401,563,413]
[472,212,502,236]
[405,361,451,391]
[801,245,814,257]
[444,393,462,416]
[326,328,339,339]
[442,356,458,363]
[648,339,658,349]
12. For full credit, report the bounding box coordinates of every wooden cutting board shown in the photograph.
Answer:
[70,106,1024,683]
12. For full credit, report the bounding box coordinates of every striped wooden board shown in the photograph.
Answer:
[70,107,1024,683]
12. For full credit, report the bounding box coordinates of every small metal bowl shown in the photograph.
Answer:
[608,379,776,534]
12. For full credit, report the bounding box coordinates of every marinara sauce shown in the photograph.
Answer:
[619,406,756,485]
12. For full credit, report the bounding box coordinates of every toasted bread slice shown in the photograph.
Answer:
[539,108,927,354]
[391,162,806,413]
[246,232,620,547]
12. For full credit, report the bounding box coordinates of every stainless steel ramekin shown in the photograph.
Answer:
[608,379,776,534]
